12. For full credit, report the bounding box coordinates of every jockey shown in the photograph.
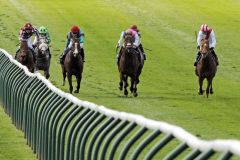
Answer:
[16,22,39,61]
[33,26,51,57]
[116,25,146,64]
[60,25,85,64]
[194,24,219,66]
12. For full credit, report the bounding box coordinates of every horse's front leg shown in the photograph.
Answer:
[67,74,73,94]
[119,73,123,91]
[123,75,128,96]
[130,78,134,93]
[74,75,82,93]
[210,80,214,94]
[44,68,50,79]
[198,77,204,95]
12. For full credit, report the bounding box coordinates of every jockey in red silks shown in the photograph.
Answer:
[16,22,39,61]
[60,25,85,64]
[116,25,146,65]
[194,24,219,66]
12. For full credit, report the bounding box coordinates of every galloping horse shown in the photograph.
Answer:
[35,37,51,79]
[196,39,217,98]
[16,41,35,73]
[118,33,142,97]
[61,37,83,94]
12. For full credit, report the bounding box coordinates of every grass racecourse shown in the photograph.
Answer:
[0,0,240,159]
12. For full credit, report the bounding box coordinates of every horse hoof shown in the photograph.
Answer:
[210,91,214,94]
[62,82,65,86]
[119,86,123,91]
[133,92,138,97]
[74,90,79,93]
[124,90,128,96]
[198,92,203,95]
[130,89,133,93]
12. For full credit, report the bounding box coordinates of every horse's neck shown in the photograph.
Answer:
[20,41,28,49]
[201,53,213,66]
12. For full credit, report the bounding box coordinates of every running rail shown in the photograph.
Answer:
[0,48,240,160]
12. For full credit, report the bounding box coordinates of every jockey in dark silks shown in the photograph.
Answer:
[16,22,39,62]
[194,24,219,66]
[60,25,85,64]
[116,25,146,65]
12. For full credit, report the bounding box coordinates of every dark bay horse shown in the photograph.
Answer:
[35,37,51,79]
[61,37,83,94]
[118,33,142,97]
[16,41,35,73]
[196,39,217,98]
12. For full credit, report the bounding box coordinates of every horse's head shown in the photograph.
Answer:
[124,31,134,53]
[71,37,81,58]
[200,39,210,57]
[38,38,49,56]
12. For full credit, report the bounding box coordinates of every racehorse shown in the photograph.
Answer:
[35,37,51,79]
[118,32,142,97]
[61,37,83,94]
[196,39,217,98]
[15,41,35,73]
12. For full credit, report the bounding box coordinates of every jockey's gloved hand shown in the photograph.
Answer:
[210,47,214,50]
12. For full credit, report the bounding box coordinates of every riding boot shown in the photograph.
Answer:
[139,44,146,60]
[117,48,123,65]
[136,48,141,62]
[60,53,65,65]
[211,49,219,66]
[60,48,69,64]
[194,51,201,66]
[81,48,85,62]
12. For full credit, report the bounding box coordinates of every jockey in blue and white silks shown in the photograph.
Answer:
[60,25,85,64]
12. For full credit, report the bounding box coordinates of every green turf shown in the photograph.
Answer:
[0,105,37,160]
[0,0,240,152]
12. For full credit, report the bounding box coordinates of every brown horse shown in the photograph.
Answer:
[118,33,142,97]
[61,37,83,94]
[196,39,217,98]
[35,37,51,79]
[16,41,35,73]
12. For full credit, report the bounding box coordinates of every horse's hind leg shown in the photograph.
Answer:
[206,78,213,98]
[62,69,66,86]
[198,77,204,95]
[67,75,73,94]
[132,76,138,97]
[74,75,82,93]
